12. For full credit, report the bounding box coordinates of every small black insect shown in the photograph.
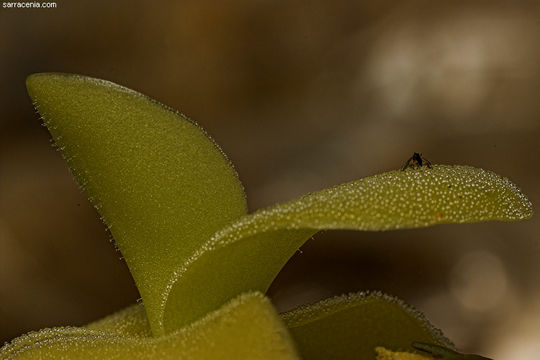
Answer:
[401,152,432,170]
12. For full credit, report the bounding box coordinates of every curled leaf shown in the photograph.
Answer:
[0,292,299,360]
[163,165,532,332]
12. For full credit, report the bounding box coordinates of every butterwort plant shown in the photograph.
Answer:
[0,73,533,360]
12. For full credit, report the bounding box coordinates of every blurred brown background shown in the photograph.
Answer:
[1,1,539,358]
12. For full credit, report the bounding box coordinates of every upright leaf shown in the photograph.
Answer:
[26,73,247,336]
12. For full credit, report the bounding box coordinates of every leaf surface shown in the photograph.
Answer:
[26,73,248,336]
[85,303,151,337]
[0,292,299,360]
[375,347,434,360]
[27,73,533,336]
[281,292,449,360]
[162,165,532,332]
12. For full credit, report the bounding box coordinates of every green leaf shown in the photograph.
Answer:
[376,347,434,360]
[27,73,533,337]
[0,292,299,360]
[85,303,151,337]
[281,291,450,360]
[26,73,248,336]
[83,292,452,360]
[162,165,532,332]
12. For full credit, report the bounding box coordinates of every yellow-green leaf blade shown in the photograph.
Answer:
[375,347,435,360]
[281,291,449,360]
[163,165,532,332]
[0,292,299,360]
[26,73,248,336]
[85,303,151,337]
